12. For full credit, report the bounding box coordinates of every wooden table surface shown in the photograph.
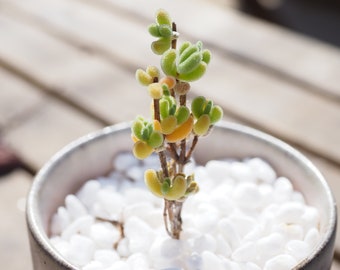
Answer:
[0,0,339,269]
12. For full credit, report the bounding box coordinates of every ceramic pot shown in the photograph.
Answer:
[26,121,337,269]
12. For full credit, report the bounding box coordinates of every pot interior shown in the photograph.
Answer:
[28,122,336,268]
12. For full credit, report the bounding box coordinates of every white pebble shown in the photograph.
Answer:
[301,206,320,231]
[257,233,285,264]
[127,252,149,270]
[272,223,304,241]
[285,239,310,261]
[61,215,94,240]
[246,158,276,183]
[233,182,262,209]
[68,234,95,266]
[77,180,101,209]
[273,177,293,203]
[263,254,297,270]
[192,234,216,254]
[276,202,305,224]
[229,161,256,182]
[201,251,224,270]
[218,218,241,249]
[90,222,121,249]
[193,203,220,233]
[51,207,70,235]
[228,212,257,237]
[65,194,88,220]
[232,241,256,262]
[107,260,131,270]
[124,217,155,253]
[82,261,104,270]
[96,189,125,220]
[304,228,320,248]
[94,249,120,266]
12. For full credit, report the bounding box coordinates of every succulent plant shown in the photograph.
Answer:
[131,9,223,239]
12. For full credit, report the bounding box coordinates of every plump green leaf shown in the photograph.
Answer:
[132,119,144,140]
[175,106,190,125]
[135,69,153,86]
[156,9,172,26]
[202,49,211,64]
[158,24,172,38]
[151,37,171,55]
[160,99,170,119]
[147,131,164,148]
[191,96,206,119]
[209,105,223,124]
[177,51,202,74]
[178,44,198,64]
[161,49,177,76]
[178,41,191,55]
[193,114,211,136]
[148,23,161,37]
[203,100,213,114]
[178,62,207,82]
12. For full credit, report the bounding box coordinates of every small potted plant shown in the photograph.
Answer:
[26,9,336,270]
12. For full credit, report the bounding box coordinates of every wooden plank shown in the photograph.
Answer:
[3,98,103,170]
[0,170,33,270]
[332,260,340,270]
[3,0,340,166]
[101,0,340,99]
[0,9,151,124]
[0,67,43,128]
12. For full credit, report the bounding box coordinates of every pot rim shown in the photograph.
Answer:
[26,121,337,269]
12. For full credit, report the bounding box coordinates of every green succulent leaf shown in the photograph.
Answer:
[178,62,207,82]
[177,51,203,74]
[203,100,213,115]
[178,44,198,65]
[160,99,170,119]
[193,114,211,136]
[161,49,177,76]
[151,37,171,55]
[202,49,211,64]
[178,41,191,55]
[135,69,153,86]
[156,9,172,26]
[191,96,206,119]
[148,23,161,37]
[161,180,170,195]
[209,105,223,124]
[147,131,164,148]
[158,24,173,38]
[132,119,144,140]
[175,106,190,125]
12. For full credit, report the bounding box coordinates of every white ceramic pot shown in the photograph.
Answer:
[26,121,337,269]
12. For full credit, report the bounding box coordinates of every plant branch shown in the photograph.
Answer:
[186,135,198,162]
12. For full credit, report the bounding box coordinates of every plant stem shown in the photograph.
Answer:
[186,135,198,162]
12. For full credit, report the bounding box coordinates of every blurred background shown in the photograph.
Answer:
[0,0,339,269]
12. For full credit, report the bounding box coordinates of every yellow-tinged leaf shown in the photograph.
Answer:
[133,141,154,159]
[131,134,139,143]
[153,119,162,132]
[144,169,163,197]
[148,83,163,99]
[164,174,187,200]
[161,115,177,135]
[193,114,211,136]
[166,116,194,143]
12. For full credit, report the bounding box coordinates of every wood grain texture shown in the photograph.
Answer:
[0,170,33,270]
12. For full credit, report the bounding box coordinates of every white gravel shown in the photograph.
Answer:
[49,153,320,270]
